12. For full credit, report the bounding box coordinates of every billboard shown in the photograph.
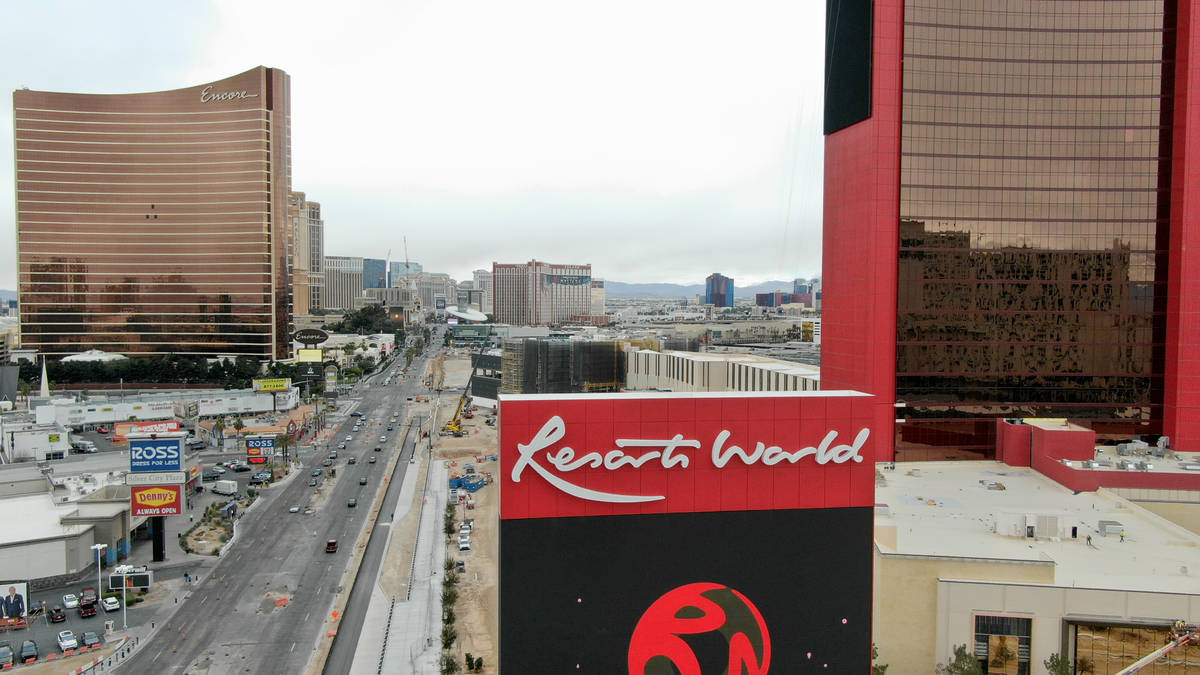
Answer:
[130,484,183,516]
[324,366,338,390]
[499,392,875,672]
[246,436,275,465]
[129,436,184,472]
[115,420,181,438]
[435,298,447,310]
[297,348,323,362]
[108,572,153,591]
[546,274,590,286]
[253,378,291,392]
[0,580,28,621]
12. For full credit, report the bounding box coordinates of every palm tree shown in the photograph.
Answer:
[231,416,245,453]
[213,417,226,448]
[275,433,293,470]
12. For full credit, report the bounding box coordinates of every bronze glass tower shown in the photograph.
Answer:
[13,66,292,359]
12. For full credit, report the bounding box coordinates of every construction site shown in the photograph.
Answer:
[498,339,625,394]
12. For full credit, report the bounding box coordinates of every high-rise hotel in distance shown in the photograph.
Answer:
[13,66,293,359]
[822,1,1200,458]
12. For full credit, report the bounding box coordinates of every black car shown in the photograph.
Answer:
[201,472,219,482]
[351,412,363,417]
[0,641,12,667]
[347,498,357,507]
[18,640,36,662]
[386,425,393,431]
[348,457,357,464]
[359,476,368,485]
[48,606,66,623]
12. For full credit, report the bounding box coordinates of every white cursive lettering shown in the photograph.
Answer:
[512,416,871,504]
[200,85,260,103]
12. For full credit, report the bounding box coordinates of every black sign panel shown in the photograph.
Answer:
[824,0,874,134]
[500,507,872,672]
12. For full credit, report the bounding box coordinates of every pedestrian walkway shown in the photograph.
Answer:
[349,454,446,675]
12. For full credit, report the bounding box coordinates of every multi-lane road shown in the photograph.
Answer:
[122,342,440,674]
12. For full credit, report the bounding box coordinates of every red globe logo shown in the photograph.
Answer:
[628,582,770,675]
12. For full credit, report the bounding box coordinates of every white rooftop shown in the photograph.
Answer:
[0,493,90,546]
[875,461,1200,594]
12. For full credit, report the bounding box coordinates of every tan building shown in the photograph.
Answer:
[288,192,324,316]
[874,461,1200,673]
[14,67,293,359]
[492,260,591,326]
[626,349,819,393]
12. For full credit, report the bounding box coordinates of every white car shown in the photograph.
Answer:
[211,466,226,474]
[289,505,301,513]
[101,596,120,612]
[62,593,79,609]
[379,436,387,442]
[57,630,78,651]
[457,539,471,551]
[345,435,352,441]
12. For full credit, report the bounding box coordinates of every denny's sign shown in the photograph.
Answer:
[499,391,877,520]
[130,484,183,516]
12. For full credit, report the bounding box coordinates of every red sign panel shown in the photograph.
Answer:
[130,484,183,516]
[499,391,877,520]
[247,456,267,464]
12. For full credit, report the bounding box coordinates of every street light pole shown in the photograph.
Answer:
[90,543,106,602]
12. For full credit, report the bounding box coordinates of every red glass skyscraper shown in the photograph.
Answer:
[823,0,1200,459]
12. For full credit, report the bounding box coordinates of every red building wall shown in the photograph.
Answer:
[821,0,904,461]
[1165,0,1200,452]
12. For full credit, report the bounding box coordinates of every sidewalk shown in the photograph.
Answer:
[349,454,446,675]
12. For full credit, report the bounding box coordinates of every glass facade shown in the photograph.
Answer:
[974,615,1032,675]
[14,67,292,359]
[896,1,1169,460]
[1073,623,1199,674]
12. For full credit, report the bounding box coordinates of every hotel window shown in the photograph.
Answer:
[974,615,1031,675]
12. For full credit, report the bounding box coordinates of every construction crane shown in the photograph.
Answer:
[1115,622,1199,674]
[443,347,483,435]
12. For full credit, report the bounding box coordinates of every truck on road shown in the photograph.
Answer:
[212,479,238,496]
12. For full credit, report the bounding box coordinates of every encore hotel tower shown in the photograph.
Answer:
[13,66,292,359]
[823,1,1200,458]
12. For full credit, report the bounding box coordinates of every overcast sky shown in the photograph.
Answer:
[0,0,825,289]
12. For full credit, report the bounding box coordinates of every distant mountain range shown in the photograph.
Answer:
[605,280,803,299]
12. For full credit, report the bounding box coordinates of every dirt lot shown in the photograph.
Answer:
[184,522,228,555]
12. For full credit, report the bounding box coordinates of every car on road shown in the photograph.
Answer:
[351,412,363,417]
[0,641,12,667]
[347,498,357,508]
[310,469,322,477]
[328,451,337,459]
[57,631,77,651]
[289,505,300,513]
[97,427,109,434]
[386,426,393,431]
[101,597,120,612]
[48,606,65,623]
[322,459,332,467]
[344,435,352,441]
[373,446,381,452]
[325,539,338,552]
[61,594,78,609]
[337,442,346,450]
[347,457,357,464]
[379,436,387,442]
[18,640,36,662]
[359,476,368,485]
[80,632,100,648]
[369,456,377,464]
[308,478,318,487]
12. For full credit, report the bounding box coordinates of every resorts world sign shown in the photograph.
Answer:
[498,391,877,672]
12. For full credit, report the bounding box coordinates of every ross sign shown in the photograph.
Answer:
[253,378,291,393]
[130,484,183,516]
[293,328,329,346]
[125,471,186,486]
[129,437,184,472]
[499,391,875,672]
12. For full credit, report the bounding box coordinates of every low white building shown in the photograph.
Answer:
[874,461,1200,673]
[1,417,72,461]
[626,350,820,393]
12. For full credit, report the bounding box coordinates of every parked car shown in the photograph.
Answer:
[457,540,471,551]
[97,427,109,434]
[80,632,100,648]
[0,641,12,667]
[101,597,120,612]
[325,539,339,552]
[48,606,66,623]
[78,603,97,618]
[232,464,252,472]
[201,472,219,482]
[18,640,37,662]
[57,631,77,651]
[211,466,226,475]
[61,594,78,609]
